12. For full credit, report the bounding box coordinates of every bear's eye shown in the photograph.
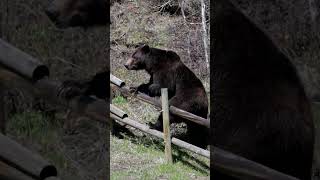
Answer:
[132,52,138,58]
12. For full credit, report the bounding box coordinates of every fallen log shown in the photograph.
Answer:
[0,133,57,179]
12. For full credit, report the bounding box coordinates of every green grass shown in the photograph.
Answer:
[111,135,209,180]
[113,96,128,105]
[7,111,69,171]
[8,111,60,143]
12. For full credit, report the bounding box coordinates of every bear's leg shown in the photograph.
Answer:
[148,113,164,131]
[137,83,150,94]
[149,113,178,132]
[187,122,209,149]
[148,83,161,97]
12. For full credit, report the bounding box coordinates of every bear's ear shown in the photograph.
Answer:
[135,42,144,48]
[141,44,150,53]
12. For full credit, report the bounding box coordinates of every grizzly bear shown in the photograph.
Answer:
[124,44,209,149]
[211,0,314,179]
[45,0,109,28]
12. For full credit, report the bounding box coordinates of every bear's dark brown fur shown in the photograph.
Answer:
[59,69,109,101]
[0,88,5,134]
[211,0,314,179]
[125,45,209,148]
[45,0,109,28]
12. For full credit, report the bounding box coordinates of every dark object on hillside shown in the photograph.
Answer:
[45,0,110,28]
[124,44,209,149]
[212,0,314,179]
[58,70,109,101]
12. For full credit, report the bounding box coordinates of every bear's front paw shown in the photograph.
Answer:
[148,84,161,97]
[148,121,162,131]
[58,80,83,99]
[129,86,139,94]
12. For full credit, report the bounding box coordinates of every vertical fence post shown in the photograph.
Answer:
[161,88,173,164]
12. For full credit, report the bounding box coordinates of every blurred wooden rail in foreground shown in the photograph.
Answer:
[0,38,109,179]
[0,133,58,180]
[0,38,110,127]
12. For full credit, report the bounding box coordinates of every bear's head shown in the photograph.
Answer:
[124,44,151,70]
[45,0,109,28]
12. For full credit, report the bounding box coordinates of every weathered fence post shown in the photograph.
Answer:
[161,88,173,164]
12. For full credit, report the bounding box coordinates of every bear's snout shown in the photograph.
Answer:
[124,58,134,70]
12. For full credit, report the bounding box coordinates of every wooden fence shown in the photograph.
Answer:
[110,73,300,180]
[110,74,210,128]
[0,38,109,179]
[0,37,306,180]
[0,133,58,180]
[111,104,210,158]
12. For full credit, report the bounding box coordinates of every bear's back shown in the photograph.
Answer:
[212,1,314,179]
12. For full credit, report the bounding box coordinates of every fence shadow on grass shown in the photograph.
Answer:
[111,121,210,174]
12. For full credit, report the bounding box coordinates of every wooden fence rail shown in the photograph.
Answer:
[0,160,35,180]
[110,74,210,128]
[110,74,301,180]
[0,38,107,180]
[0,38,302,180]
[0,133,58,180]
[0,38,110,126]
[0,39,49,81]
[110,74,125,87]
[111,104,299,180]
[110,105,210,158]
